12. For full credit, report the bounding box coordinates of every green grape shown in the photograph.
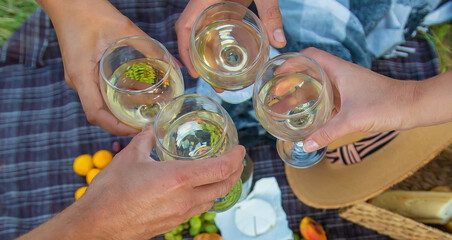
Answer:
[190,217,202,229]
[204,223,218,233]
[189,227,201,236]
[292,233,301,240]
[204,219,216,224]
[174,234,183,240]
[176,225,184,232]
[183,222,189,229]
[170,228,180,235]
[164,232,174,240]
[203,212,216,221]
[183,218,190,224]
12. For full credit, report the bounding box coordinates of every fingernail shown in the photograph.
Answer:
[111,141,123,154]
[273,29,286,43]
[303,140,319,152]
[240,145,246,156]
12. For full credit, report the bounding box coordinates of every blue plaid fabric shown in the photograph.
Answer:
[0,1,439,240]
[279,0,441,67]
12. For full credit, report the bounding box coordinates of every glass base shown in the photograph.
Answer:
[196,77,253,104]
[216,83,254,104]
[276,140,326,168]
[208,179,242,213]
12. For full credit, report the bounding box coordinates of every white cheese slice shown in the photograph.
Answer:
[234,198,277,236]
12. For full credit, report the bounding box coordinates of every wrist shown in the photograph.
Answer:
[37,0,93,19]
[402,72,452,129]
[68,196,126,240]
[16,198,111,240]
[396,80,423,130]
[38,0,129,30]
[57,199,111,240]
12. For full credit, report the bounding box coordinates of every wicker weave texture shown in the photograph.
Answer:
[391,147,452,191]
[339,202,452,240]
[340,146,452,240]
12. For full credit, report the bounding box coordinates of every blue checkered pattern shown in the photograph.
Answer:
[279,0,441,67]
[0,1,439,240]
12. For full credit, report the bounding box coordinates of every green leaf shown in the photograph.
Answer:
[125,62,157,84]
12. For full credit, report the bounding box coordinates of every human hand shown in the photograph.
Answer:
[76,126,245,239]
[176,0,286,79]
[300,48,418,152]
[41,0,152,136]
[17,125,245,240]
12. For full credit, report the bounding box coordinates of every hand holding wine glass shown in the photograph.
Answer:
[176,0,286,79]
[99,36,184,130]
[17,126,245,240]
[38,0,158,136]
[186,2,270,93]
[154,94,244,212]
[253,52,334,168]
[299,48,452,153]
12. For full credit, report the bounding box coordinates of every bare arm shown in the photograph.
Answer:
[299,48,452,152]
[34,0,143,136]
[16,200,104,240]
[407,71,452,129]
[17,127,245,240]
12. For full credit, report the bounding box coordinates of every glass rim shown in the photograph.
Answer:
[100,35,174,94]
[189,1,268,76]
[254,52,327,119]
[154,93,230,160]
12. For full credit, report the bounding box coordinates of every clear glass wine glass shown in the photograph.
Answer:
[253,53,333,168]
[189,2,269,102]
[238,153,253,202]
[154,94,242,212]
[99,36,184,129]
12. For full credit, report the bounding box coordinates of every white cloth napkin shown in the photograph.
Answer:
[215,177,293,240]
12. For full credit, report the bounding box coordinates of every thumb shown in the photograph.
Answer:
[255,0,286,48]
[302,114,350,152]
[126,125,156,156]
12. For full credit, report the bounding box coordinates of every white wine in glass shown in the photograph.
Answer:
[253,53,333,168]
[259,73,323,131]
[190,2,269,92]
[161,110,227,158]
[154,94,242,212]
[100,36,184,129]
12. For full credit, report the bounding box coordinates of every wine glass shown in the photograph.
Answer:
[189,1,269,102]
[238,153,254,202]
[99,36,184,129]
[154,94,242,212]
[253,53,333,168]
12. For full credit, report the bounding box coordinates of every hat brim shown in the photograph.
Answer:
[285,122,452,209]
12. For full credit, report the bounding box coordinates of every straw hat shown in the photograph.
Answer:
[285,122,452,209]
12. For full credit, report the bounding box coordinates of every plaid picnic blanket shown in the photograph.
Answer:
[0,0,439,239]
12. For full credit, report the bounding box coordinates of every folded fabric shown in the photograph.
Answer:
[423,1,452,26]
[279,0,442,66]
[279,0,371,67]
[215,177,292,240]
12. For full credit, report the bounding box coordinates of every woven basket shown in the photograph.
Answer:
[339,145,452,240]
